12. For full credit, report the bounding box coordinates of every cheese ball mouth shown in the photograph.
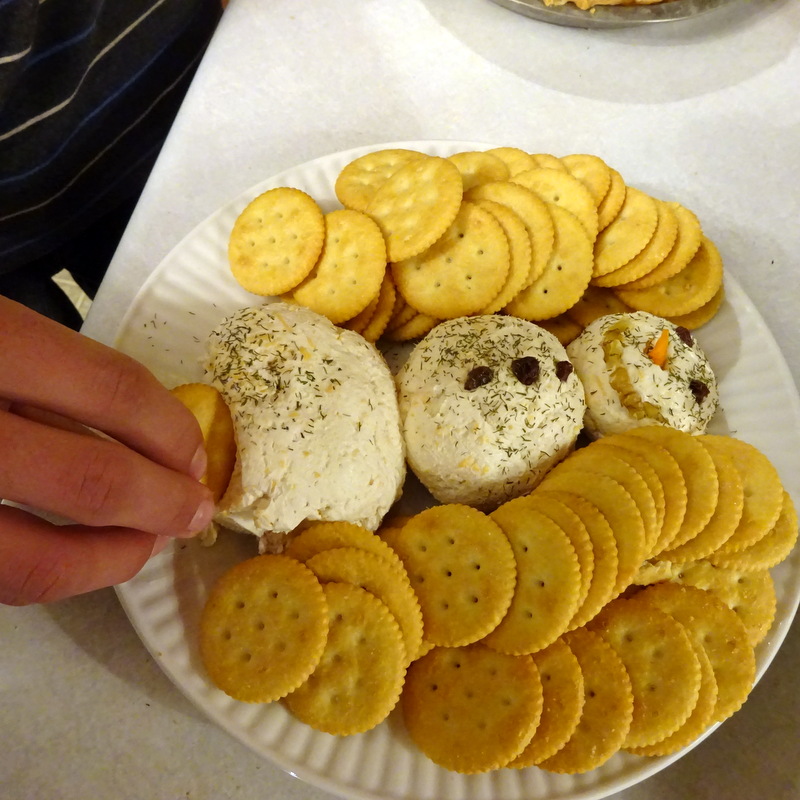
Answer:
[566,311,719,439]
[396,315,586,511]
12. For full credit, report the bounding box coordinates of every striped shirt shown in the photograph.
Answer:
[0,0,221,274]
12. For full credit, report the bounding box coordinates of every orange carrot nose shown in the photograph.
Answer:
[646,329,670,369]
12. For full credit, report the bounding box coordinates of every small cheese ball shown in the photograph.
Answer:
[566,311,719,439]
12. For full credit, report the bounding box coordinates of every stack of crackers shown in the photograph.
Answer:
[226,146,725,347]
[198,425,796,775]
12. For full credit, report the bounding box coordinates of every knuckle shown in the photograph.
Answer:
[95,352,152,422]
[72,446,130,523]
[5,552,67,606]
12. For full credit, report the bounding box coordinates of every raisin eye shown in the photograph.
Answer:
[464,366,493,391]
[689,379,710,404]
[555,361,574,382]
[511,356,540,386]
[675,326,694,346]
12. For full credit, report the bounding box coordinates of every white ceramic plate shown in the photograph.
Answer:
[114,141,800,800]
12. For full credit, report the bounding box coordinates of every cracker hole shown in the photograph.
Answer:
[430,684,439,692]
[588,689,596,698]
[418,544,428,552]
[442,602,450,610]
[222,630,232,641]
[256,621,266,631]
[242,652,252,662]
[473,563,481,570]
[445,570,453,578]
[537,580,545,588]
[470,596,479,604]
[447,537,456,545]
[270,591,279,599]
[235,600,246,609]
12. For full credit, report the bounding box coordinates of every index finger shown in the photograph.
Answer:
[0,297,204,476]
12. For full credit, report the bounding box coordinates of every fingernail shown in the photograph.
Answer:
[188,498,215,534]
[189,444,207,482]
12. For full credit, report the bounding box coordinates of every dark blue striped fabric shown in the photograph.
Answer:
[0,0,221,273]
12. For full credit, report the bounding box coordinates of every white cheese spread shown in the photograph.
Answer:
[566,311,719,438]
[396,315,586,510]
[204,302,405,543]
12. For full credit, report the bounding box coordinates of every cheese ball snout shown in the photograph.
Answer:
[566,311,719,439]
[396,315,586,511]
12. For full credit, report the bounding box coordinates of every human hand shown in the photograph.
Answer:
[0,297,214,605]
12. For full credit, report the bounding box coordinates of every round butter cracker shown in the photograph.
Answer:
[199,555,328,703]
[228,187,325,296]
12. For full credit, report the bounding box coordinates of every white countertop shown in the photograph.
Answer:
[4,0,799,797]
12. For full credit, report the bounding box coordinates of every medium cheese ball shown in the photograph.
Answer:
[566,311,719,439]
[396,315,586,511]
[204,302,405,548]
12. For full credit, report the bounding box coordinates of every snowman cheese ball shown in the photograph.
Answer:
[566,311,719,439]
[396,314,586,511]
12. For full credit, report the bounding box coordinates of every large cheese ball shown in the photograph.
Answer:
[204,302,405,547]
[396,315,585,511]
